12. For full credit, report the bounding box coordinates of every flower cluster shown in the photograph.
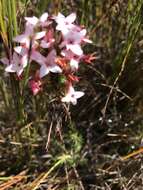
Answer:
[0,12,94,105]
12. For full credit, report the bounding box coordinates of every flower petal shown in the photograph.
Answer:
[25,16,39,25]
[40,41,50,48]
[74,91,84,99]
[35,31,46,40]
[49,64,62,73]
[55,12,65,23]
[67,44,83,56]
[68,85,75,94]
[13,34,28,43]
[14,46,23,54]
[13,52,20,63]
[31,51,46,65]
[14,46,27,56]
[39,64,49,78]
[66,13,76,23]
[46,49,57,64]
[70,97,77,105]
[25,23,34,35]
[70,59,79,70]
[83,38,92,43]
[16,67,24,76]
[5,64,15,73]
[40,13,48,22]
[56,23,66,31]
[21,55,28,67]
[61,94,71,103]
[80,29,87,36]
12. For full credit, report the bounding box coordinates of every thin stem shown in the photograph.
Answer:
[7,0,25,124]
[7,0,13,43]
[11,0,18,36]
[0,0,8,46]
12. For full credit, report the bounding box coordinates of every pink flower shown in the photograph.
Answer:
[29,79,42,95]
[40,30,55,48]
[60,28,90,56]
[14,45,45,68]
[14,23,46,66]
[55,12,76,34]
[1,53,27,76]
[60,26,92,56]
[39,49,62,78]
[61,50,81,70]
[61,85,84,105]
[13,23,46,48]
[25,12,49,27]
[0,11,93,102]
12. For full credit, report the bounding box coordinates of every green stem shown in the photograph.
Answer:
[0,0,8,45]
[7,0,13,43]
[11,0,18,36]
[8,0,25,124]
